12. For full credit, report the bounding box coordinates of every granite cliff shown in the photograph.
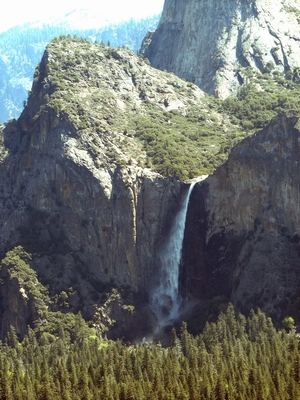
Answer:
[0,38,193,337]
[0,36,231,339]
[142,0,300,97]
[1,34,300,340]
[183,111,300,320]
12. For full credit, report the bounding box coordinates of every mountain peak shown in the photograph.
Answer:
[20,36,237,181]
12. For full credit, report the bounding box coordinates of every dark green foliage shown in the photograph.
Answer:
[221,70,300,134]
[0,246,49,314]
[1,305,300,399]
[132,109,242,180]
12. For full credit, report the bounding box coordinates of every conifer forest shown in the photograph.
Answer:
[1,306,300,399]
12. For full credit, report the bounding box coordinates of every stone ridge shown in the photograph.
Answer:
[22,37,223,179]
[142,0,300,98]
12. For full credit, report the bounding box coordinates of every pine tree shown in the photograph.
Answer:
[1,359,13,400]
[40,362,54,400]
[171,327,182,357]
[57,360,71,400]
[24,372,35,400]
[78,368,91,400]
[180,322,191,358]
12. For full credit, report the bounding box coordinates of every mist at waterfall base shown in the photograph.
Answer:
[150,182,196,329]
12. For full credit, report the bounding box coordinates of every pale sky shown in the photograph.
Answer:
[0,0,165,32]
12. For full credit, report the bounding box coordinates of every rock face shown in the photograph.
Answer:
[0,38,196,325]
[0,272,41,339]
[182,111,300,318]
[142,0,300,97]
[0,247,49,339]
[3,34,300,338]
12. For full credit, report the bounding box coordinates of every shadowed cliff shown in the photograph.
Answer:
[182,111,300,320]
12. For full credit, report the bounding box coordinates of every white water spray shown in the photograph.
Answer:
[151,182,196,327]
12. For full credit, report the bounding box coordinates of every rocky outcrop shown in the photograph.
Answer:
[182,111,300,318]
[0,38,200,326]
[142,0,300,97]
[0,15,161,123]
[0,247,49,339]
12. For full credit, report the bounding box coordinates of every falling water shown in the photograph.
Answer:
[151,182,196,327]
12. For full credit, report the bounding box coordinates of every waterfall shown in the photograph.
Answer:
[151,182,196,326]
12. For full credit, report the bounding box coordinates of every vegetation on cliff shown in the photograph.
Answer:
[24,35,300,181]
[29,35,245,181]
[0,247,139,342]
[0,15,160,122]
[220,68,300,133]
[0,246,49,315]
[1,305,300,399]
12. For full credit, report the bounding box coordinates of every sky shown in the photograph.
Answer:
[0,0,165,32]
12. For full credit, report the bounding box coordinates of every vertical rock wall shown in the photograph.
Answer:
[143,0,300,97]
[182,112,300,317]
[0,107,183,316]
